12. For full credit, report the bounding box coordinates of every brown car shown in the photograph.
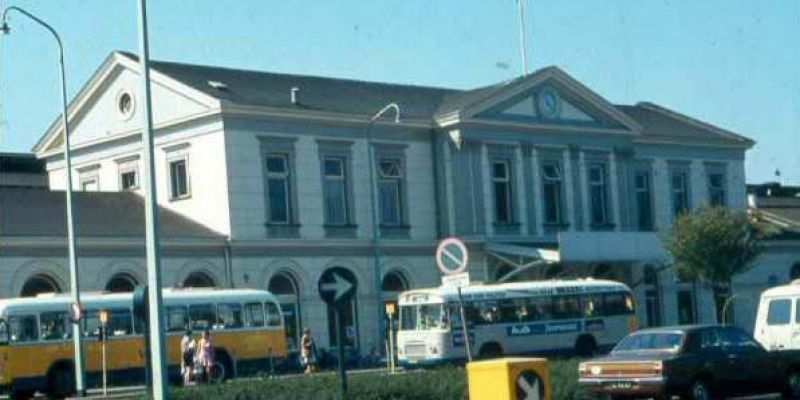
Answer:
[578,325,800,400]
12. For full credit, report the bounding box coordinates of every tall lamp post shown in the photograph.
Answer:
[1,7,87,395]
[136,1,169,398]
[366,103,401,351]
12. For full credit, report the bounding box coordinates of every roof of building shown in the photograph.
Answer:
[749,183,800,240]
[111,52,750,147]
[0,187,224,239]
[0,152,46,174]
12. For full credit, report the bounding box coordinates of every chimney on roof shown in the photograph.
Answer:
[291,87,300,105]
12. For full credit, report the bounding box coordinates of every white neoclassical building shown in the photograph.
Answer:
[6,51,768,355]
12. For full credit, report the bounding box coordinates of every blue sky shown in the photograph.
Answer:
[0,0,797,184]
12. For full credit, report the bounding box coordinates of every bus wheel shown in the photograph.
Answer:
[478,343,503,359]
[575,335,597,357]
[212,350,234,383]
[46,363,75,399]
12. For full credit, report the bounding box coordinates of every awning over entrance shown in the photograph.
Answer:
[486,242,561,283]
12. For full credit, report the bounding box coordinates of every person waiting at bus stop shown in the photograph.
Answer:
[180,327,196,385]
[196,329,214,382]
[300,327,318,374]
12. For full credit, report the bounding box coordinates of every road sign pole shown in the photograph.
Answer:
[388,316,395,373]
[457,287,472,362]
[335,308,347,399]
[136,1,169,398]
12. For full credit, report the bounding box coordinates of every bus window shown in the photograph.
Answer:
[217,303,244,329]
[166,306,188,332]
[524,297,552,322]
[583,294,604,318]
[244,302,265,327]
[107,309,133,336]
[9,315,38,343]
[189,304,216,330]
[552,295,581,320]
[0,320,8,345]
[476,301,500,325]
[40,311,71,341]
[605,292,635,316]
[498,299,520,323]
[84,312,102,338]
[265,302,281,327]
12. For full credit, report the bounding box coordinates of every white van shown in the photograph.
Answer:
[755,281,800,350]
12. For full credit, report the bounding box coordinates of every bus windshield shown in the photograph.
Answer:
[400,304,448,331]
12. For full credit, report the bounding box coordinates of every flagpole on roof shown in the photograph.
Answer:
[516,0,529,76]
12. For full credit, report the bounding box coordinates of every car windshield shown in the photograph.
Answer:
[613,331,684,353]
[400,304,448,331]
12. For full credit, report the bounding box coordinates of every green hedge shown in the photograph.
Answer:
[160,359,591,400]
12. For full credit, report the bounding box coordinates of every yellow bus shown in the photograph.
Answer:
[0,288,287,399]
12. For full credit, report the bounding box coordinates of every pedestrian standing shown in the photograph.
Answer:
[180,327,196,385]
[196,329,215,382]
[300,327,317,374]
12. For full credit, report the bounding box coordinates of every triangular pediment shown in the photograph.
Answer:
[454,67,642,134]
[34,52,220,155]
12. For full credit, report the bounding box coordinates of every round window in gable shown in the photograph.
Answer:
[116,91,135,120]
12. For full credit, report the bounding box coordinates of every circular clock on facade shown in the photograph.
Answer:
[537,88,560,119]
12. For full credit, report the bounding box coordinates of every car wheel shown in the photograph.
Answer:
[783,370,800,399]
[47,365,75,399]
[689,379,712,400]
[575,335,597,357]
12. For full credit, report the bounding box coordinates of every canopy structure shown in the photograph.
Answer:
[486,242,561,283]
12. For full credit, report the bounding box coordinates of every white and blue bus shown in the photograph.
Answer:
[396,279,636,366]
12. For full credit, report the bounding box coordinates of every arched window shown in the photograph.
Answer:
[381,271,408,293]
[106,273,138,293]
[183,271,216,288]
[322,267,359,349]
[791,262,800,281]
[268,272,301,351]
[20,274,61,297]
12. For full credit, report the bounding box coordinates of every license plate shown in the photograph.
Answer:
[605,381,635,390]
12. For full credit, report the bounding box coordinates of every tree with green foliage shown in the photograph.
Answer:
[663,206,770,324]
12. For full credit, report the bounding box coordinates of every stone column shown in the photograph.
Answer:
[514,145,528,234]
[531,147,544,236]
[562,148,576,231]
[609,151,621,231]
[481,143,494,236]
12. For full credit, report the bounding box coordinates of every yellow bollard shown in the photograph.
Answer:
[467,358,550,400]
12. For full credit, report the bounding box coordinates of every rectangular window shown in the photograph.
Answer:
[671,171,689,217]
[166,306,187,332]
[40,312,71,341]
[588,163,609,225]
[188,304,216,330]
[604,292,635,316]
[378,158,403,226]
[492,160,513,223]
[768,299,792,326]
[677,290,696,324]
[552,296,582,320]
[8,315,38,343]
[635,171,654,231]
[81,176,99,192]
[708,172,726,207]
[217,303,244,329]
[169,158,190,199]
[541,162,563,224]
[266,154,291,224]
[107,309,133,337]
[244,302,265,328]
[323,156,349,225]
[120,169,138,190]
[265,302,282,327]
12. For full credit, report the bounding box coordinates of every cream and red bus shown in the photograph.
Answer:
[0,288,286,399]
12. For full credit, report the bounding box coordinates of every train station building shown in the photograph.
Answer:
[2,50,782,356]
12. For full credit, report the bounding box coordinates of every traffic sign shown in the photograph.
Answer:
[516,370,545,400]
[436,237,469,275]
[318,267,357,308]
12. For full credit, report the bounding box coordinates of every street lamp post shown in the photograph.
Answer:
[1,7,87,396]
[366,103,401,352]
[136,1,169,398]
